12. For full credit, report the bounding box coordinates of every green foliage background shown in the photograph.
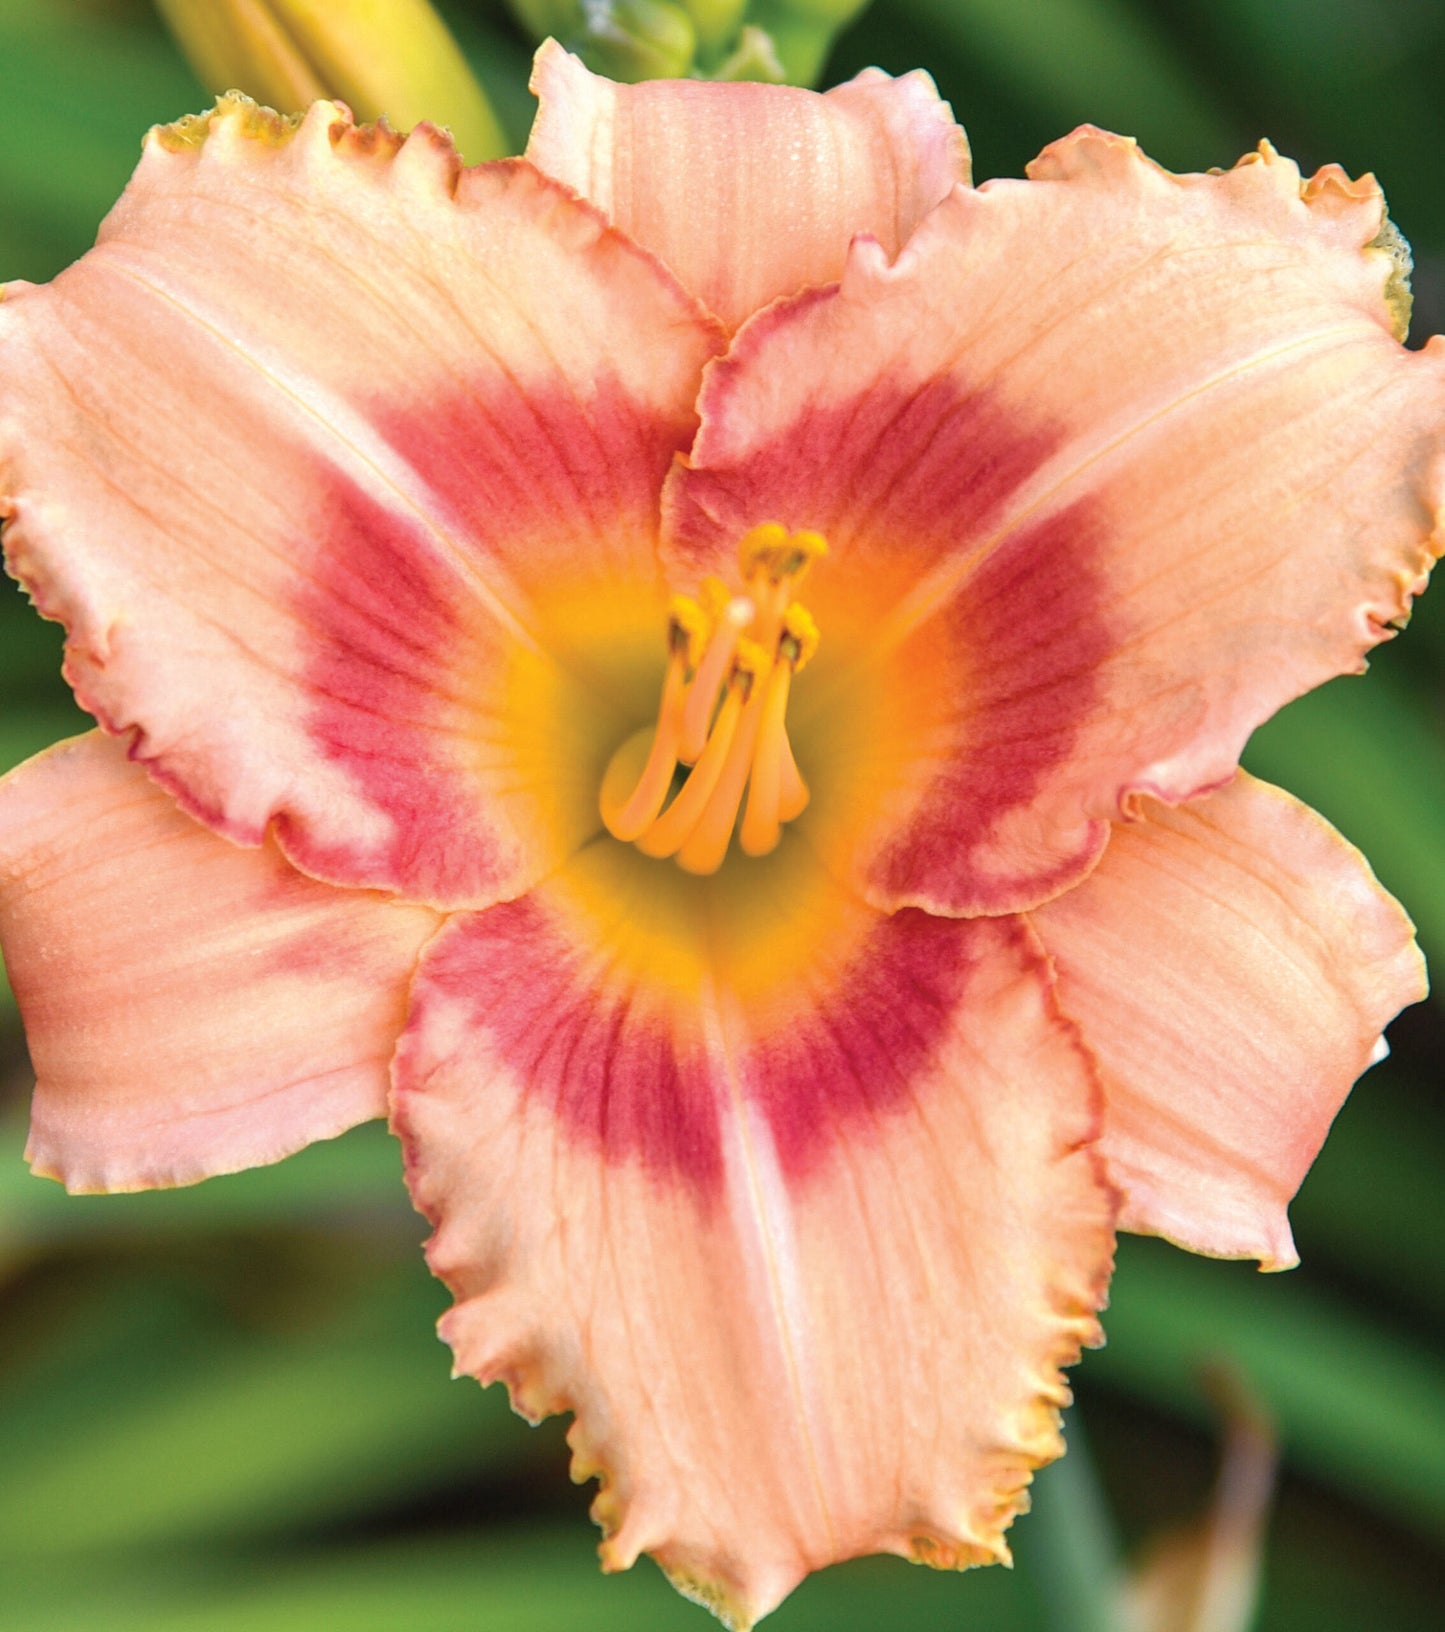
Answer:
[1,2,1443,1628]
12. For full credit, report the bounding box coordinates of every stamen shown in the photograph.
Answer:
[740,526,828,648]
[677,594,753,764]
[597,529,825,872]
[740,606,819,858]
[738,662,791,857]
[637,642,764,859]
[599,611,695,842]
[677,654,771,875]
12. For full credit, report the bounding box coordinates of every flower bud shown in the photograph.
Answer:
[558,0,699,82]
[681,0,748,62]
[154,0,507,160]
[745,0,872,85]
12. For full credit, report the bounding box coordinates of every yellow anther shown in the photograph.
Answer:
[730,636,768,696]
[737,522,791,580]
[667,594,709,672]
[740,525,829,588]
[778,603,819,671]
[784,530,829,581]
[698,575,732,624]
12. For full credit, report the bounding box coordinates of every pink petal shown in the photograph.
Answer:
[664,132,1445,916]
[525,40,969,331]
[0,732,436,1193]
[393,842,1114,1623]
[1030,772,1424,1270]
[0,97,723,909]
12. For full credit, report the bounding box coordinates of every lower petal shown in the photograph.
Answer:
[393,839,1114,1625]
[0,733,437,1192]
[1029,772,1424,1269]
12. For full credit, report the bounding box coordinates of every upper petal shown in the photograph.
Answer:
[1030,771,1425,1269]
[0,95,723,910]
[664,132,1445,916]
[525,40,969,331]
[393,839,1114,1625]
[0,732,436,1193]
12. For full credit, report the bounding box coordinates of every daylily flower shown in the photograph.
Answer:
[0,42,1440,1630]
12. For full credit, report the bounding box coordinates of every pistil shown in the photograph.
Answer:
[598,527,825,874]
[739,606,818,858]
[638,644,761,860]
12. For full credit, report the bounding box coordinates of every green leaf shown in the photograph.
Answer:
[1092,1237,1445,1543]
[0,1247,533,1557]
[0,1116,407,1249]
[1014,1419,1126,1632]
[0,1529,1051,1632]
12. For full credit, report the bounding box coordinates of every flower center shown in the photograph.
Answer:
[599,524,824,876]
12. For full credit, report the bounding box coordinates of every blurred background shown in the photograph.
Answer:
[1,2,1443,1628]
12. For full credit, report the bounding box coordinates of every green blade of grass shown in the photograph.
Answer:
[0,1117,408,1249]
[1093,1236,1445,1544]
[0,1251,534,1557]
[0,1528,1050,1632]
